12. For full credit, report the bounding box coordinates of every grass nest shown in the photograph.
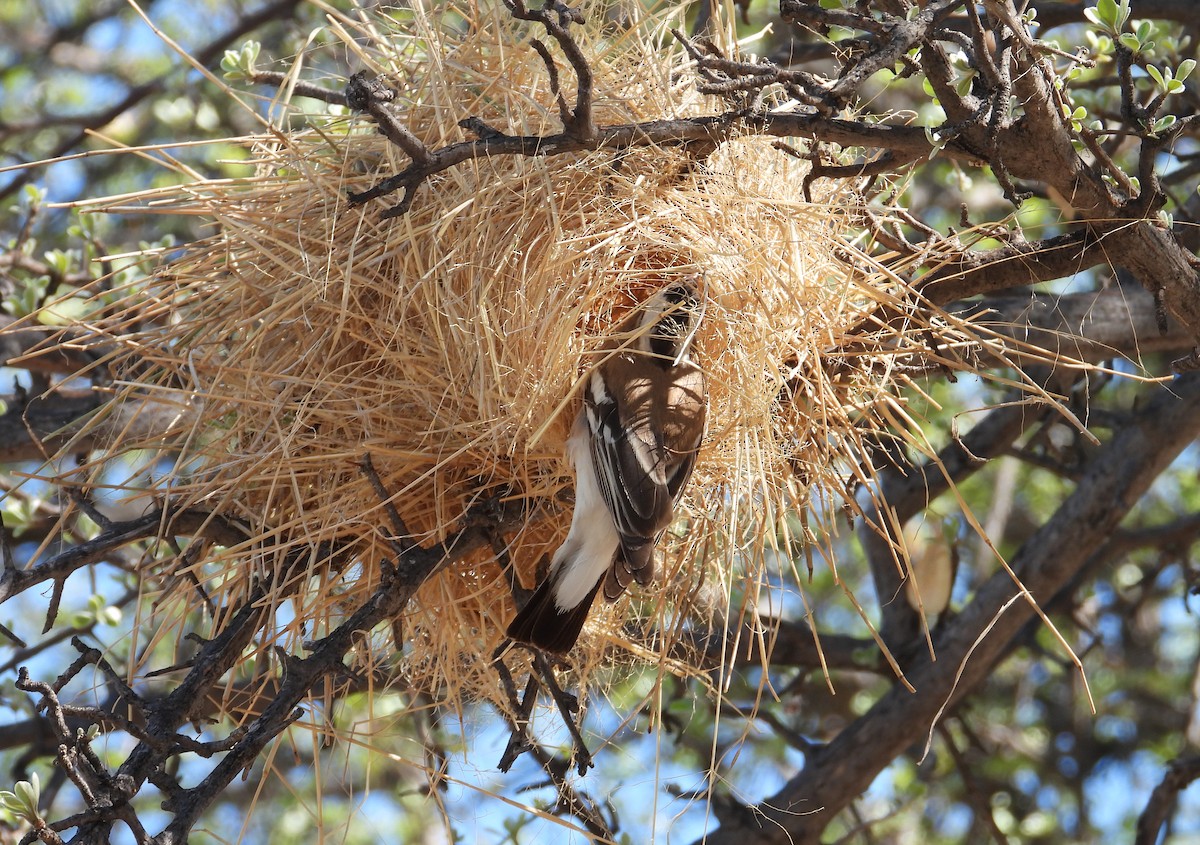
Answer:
[37,1,1042,722]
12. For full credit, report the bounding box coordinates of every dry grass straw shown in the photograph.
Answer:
[43,1,1079,722]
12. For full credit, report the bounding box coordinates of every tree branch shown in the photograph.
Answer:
[701,373,1200,844]
[1135,755,1200,845]
[0,508,250,607]
[862,397,1045,652]
[345,87,975,217]
[148,494,529,843]
[948,287,1194,364]
[0,0,307,203]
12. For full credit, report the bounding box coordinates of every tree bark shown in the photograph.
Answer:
[699,372,1200,844]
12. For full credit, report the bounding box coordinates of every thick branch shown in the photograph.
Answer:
[1104,223,1200,350]
[670,618,882,675]
[0,317,114,378]
[1135,755,1200,845]
[0,508,250,605]
[917,230,1106,304]
[149,496,529,843]
[0,389,192,463]
[703,373,1200,844]
[347,101,970,217]
[948,287,1193,364]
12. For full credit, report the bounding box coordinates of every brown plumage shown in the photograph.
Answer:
[507,280,707,653]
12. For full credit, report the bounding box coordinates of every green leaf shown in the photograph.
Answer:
[1,496,37,536]
[21,183,47,206]
[1086,0,1130,34]
[43,248,74,275]
[923,125,948,160]
[1020,810,1058,837]
[0,773,41,823]
[221,40,261,81]
[2,275,50,318]
[37,294,89,326]
[1151,114,1177,135]
[1115,0,1132,29]
[99,606,123,626]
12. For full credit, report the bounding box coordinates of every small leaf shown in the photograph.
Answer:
[1152,114,1177,135]
[221,39,261,81]
[43,248,74,275]
[1176,58,1196,81]
[22,184,47,205]
[1087,0,1130,33]
[220,49,242,76]
[2,773,42,822]
[37,294,89,327]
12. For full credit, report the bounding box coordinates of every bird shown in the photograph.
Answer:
[902,518,956,621]
[506,279,708,654]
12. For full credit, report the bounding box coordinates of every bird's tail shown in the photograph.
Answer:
[506,575,603,655]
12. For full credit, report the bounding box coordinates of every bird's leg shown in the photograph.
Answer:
[533,651,594,775]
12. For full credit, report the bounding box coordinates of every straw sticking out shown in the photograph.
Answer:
[65,2,1027,714]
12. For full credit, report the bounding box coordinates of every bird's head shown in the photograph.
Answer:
[639,277,704,365]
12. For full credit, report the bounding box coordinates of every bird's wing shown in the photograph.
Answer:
[585,359,675,542]
[662,365,705,505]
[588,357,706,599]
